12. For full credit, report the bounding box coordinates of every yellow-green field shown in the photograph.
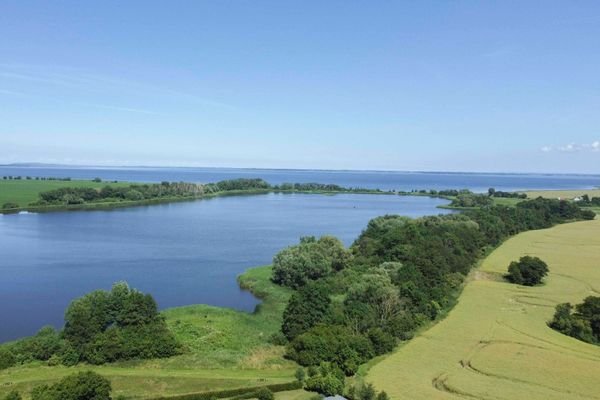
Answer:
[367,219,600,400]
[0,266,300,399]
[525,189,600,200]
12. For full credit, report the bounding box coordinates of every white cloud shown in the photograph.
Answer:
[541,141,600,153]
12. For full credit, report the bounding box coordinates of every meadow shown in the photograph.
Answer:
[366,218,600,400]
[0,179,129,207]
[0,267,304,399]
[525,189,600,200]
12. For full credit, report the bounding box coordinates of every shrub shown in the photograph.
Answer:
[506,256,549,286]
[3,391,21,400]
[286,325,373,375]
[30,371,111,400]
[2,202,19,210]
[255,388,274,400]
[0,348,16,370]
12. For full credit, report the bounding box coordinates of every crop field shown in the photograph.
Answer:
[367,219,600,400]
[525,189,600,200]
[0,266,300,399]
[0,179,129,207]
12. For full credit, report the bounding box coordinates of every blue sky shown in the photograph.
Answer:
[0,1,599,173]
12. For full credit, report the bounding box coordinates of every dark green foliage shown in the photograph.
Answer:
[367,328,396,355]
[2,202,19,209]
[3,391,21,400]
[282,283,331,340]
[549,296,600,344]
[0,348,16,370]
[304,363,345,396]
[506,256,549,286]
[295,367,306,382]
[286,325,374,375]
[255,388,274,400]
[375,392,389,400]
[488,188,527,199]
[450,193,493,208]
[273,236,352,288]
[356,384,376,400]
[62,282,179,364]
[31,371,111,400]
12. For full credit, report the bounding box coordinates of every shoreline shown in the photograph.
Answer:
[0,188,393,215]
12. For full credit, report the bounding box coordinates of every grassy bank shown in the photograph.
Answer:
[0,179,392,214]
[366,219,600,399]
[0,266,299,399]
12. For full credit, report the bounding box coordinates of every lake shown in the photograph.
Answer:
[0,192,451,342]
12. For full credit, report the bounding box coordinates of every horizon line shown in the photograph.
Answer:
[2,162,600,177]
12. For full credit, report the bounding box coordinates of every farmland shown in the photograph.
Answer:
[366,218,600,400]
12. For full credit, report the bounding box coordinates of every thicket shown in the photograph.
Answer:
[549,296,600,345]
[273,197,594,387]
[0,283,179,369]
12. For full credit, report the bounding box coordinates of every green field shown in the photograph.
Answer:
[525,189,600,200]
[366,219,600,400]
[0,266,300,399]
[0,179,129,207]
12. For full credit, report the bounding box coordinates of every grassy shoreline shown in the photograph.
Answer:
[0,265,300,399]
[0,179,393,214]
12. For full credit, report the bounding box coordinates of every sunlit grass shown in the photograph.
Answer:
[366,219,600,400]
[0,266,299,399]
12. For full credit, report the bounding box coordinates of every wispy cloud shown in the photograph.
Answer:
[0,63,237,110]
[541,141,600,153]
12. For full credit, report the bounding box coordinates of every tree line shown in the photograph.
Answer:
[27,178,385,207]
[270,197,595,395]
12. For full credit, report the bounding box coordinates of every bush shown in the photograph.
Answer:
[0,348,16,370]
[31,371,111,400]
[255,388,274,400]
[506,256,549,286]
[3,391,21,400]
[2,202,19,210]
[286,325,374,375]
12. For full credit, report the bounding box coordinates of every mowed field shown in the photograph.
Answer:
[0,267,302,399]
[367,219,600,400]
[0,179,130,207]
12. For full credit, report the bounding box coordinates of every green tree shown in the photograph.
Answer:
[506,256,549,286]
[282,283,331,340]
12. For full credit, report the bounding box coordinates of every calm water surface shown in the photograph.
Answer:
[1,166,599,192]
[0,193,451,342]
